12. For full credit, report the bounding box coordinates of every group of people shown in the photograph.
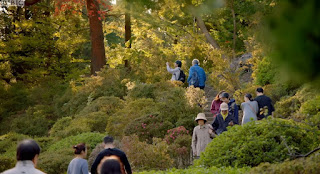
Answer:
[166,59,206,89]
[192,87,274,158]
[2,136,131,174]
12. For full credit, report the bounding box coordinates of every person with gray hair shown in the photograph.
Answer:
[187,59,206,89]
[2,139,45,174]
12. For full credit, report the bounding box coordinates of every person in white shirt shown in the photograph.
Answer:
[166,60,182,81]
[2,139,45,174]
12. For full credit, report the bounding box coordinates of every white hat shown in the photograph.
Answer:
[220,102,229,111]
[195,113,207,122]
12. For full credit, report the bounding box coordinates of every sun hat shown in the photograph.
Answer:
[195,113,207,122]
[220,102,229,111]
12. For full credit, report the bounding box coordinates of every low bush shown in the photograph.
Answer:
[124,114,174,143]
[249,152,320,174]
[0,156,15,173]
[195,118,320,168]
[121,135,174,171]
[137,166,250,174]
[38,148,73,174]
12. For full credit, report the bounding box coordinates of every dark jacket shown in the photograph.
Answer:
[254,95,275,119]
[211,112,234,135]
[228,99,239,124]
[91,148,132,174]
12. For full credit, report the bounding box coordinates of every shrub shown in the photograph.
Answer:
[0,156,15,173]
[249,152,320,174]
[79,96,123,115]
[127,83,156,100]
[49,117,73,138]
[195,118,320,168]
[137,166,250,174]
[252,57,277,86]
[124,114,174,143]
[121,135,174,170]
[37,133,104,173]
[106,98,158,138]
[47,132,104,153]
[164,126,192,168]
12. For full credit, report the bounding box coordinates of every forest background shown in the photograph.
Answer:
[0,0,320,173]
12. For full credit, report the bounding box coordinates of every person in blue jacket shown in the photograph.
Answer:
[187,59,206,89]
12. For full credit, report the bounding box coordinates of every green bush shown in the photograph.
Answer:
[137,166,250,174]
[0,156,15,173]
[121,135,174,170]
[196,118,320,168]
[38,148,73,174]
[124,114,174,143]
[49,117,73,138]
[106,98,158,138]
[252,57,277,86]
[127,83,156,100]
[249,152,320,174]
[47,132,104,153]
[79,96,123,115]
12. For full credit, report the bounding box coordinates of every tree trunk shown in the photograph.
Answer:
[86,0,106,75]
[231,0,236,59]
[195,15,220,49]
[124,10,131,68]
[25,0,41,6]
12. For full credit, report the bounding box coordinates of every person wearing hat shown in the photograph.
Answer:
[192,113,215,158]
[219,92,239,125]
[166,60,182,81]
[211,102,235,135]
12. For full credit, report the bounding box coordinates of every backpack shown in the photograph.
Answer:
[189,70,199,87]
[178,70,186,83]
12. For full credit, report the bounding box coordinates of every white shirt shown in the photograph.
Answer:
[166,65,180,81]
[1,160,45,174]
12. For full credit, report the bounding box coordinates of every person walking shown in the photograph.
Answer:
[211,102,235,135]
[210,90,225,118]
[67,143,89,174]
[187,59,206,89]
[254,87,275,120]
[91,136,131,174]
[192,113,215,158]
[2,139,45,174]
[166,60,182,81]
[241,94,259,125]
[219,92,239,125]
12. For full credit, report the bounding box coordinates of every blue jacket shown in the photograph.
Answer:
[228,99,239,124]
[187,65,206,87]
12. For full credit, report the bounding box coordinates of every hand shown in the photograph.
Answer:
[228,121,234,126]
[208,129,213,134]
[166,62,169,66]
[193,152,197,156]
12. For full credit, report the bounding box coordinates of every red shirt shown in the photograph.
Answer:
[210,99,222,117]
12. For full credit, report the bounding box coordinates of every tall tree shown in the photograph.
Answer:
[86,0,106,75]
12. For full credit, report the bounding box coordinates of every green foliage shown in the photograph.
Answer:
[121,135,174,170]
[249,152,320,174]
[125,114,174,143]
[252,57,277,86]
[196,118,320,168]
[137,166,250,174]
[47,132,104,153]
[38,149,73,174]
[0,156,15,173]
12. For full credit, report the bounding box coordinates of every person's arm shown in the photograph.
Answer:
[82,160,89,174]
[210,100,216,114]
[91,152,104,174]
[208,124,215,138]
[233,103,239,124]
[166,65,177,74]
[211,117,219,131]
[121,153,132,174]
[191,127,197,156]
[187,67,194,83]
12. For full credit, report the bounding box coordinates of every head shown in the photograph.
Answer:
[175,60,182,68]
[220,92,230,103]
[215,90,226,101]
[73,143,87,158]
[256,87,264,95]
[16,139,41,166]
[104,136,114,148]
[244,93,253,102]
[192,59,199,66]
[220,102,229,115]
[195,113,207,126]
[100,159,122,174]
